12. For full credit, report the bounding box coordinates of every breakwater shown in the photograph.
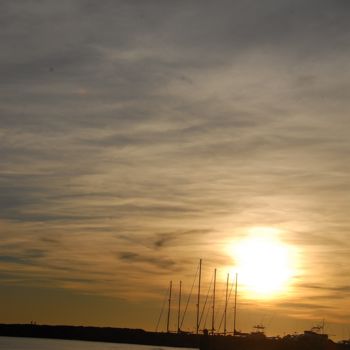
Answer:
[0,324,199,348]
[0,324,349,350]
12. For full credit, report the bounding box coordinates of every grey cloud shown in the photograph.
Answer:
[152,229,213,249]
[297,282,350,295]
[277,302,331,311]
[118,251,177,271]
[0,248,46,266]
[0,255,33,265]
[286,232,345,248]
[276,302,333,312]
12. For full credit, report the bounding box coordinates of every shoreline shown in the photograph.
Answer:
[1,323,349,350]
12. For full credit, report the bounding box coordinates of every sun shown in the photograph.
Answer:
[228,227,296,298]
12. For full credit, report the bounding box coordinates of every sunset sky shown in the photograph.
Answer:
[1,0,350,341]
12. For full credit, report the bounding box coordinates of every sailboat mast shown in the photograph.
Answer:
[177,280,182,333]
[167,280,172,333]
[233,273,238,335]
[196,259,202,334]
[211,268,217,335]
[224,273,229,335]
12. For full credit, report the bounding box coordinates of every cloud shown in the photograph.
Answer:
[297,282,350,295]
[277,301,331,311]
[118,252,177,272]
[1,0,350,337]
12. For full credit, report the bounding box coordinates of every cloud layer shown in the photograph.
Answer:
[1,0,350,339]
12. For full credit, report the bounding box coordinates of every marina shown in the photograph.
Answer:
[0,322,349,350]
[1,260,349,350]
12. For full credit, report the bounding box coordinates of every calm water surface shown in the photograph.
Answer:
[0,337,196,350]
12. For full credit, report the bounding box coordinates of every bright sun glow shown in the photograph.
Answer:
[229,227,296,298]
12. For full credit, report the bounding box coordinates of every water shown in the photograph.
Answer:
[0,337,195,350]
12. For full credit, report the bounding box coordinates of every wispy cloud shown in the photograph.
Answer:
[1,0,350,337]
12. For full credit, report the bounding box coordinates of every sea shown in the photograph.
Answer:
[0,337,197,350]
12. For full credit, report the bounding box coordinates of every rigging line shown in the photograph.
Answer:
[199,273,214,327]
[180,263,199,329]
[156,284,171,332]
[218,278,235,332]
[203,293,213,329]
[217,301,225,334]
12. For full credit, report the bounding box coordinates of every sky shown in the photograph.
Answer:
[1,0,350,341]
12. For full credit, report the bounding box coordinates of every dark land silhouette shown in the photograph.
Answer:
[1,323,350,350]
